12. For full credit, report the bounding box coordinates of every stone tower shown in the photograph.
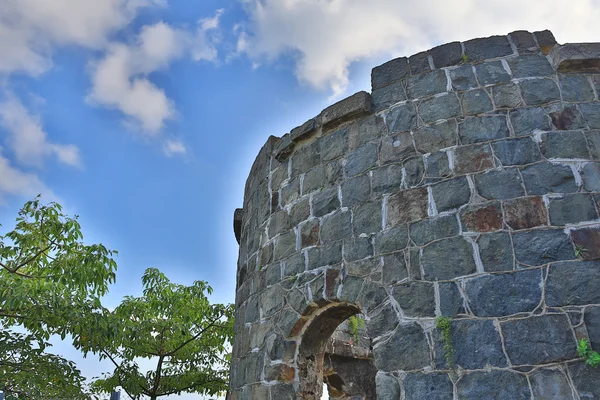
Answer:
[230,30,600,399]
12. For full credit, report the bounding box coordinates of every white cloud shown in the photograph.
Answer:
[0,150,51,205]
[162,139,187,157]
[0,96,81,168]
[238,0,600,97]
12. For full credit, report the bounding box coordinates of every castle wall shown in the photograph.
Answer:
[230,30,600,399]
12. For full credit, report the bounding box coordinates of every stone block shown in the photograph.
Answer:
[508,54,554,78]
[385,102,417,133]
[320,210,352,243]
[404,158,424,189]
[407,69,448,98]
[290,118,317,142]
[492,137,541,166]
[387,187,429,226]
[408,51,431,75]
[289,196,310,226]
[413,119,457,153]
[521,78,561,106]
[503,196,548,230]
[431,176,471,213]
[373,322,429,372]
[343,236,373,262]
[303,161,339,194]
[348,114,387,150]
[392,281,435,317]
[513,228,575,266]
[403,373,453,400]
[418,93,462,123]
[422,237,477,280]
[501,314,577,365]
[409,214,459,246]
[456,370,531,400]
[478,231,515,272]
[533,30,557,55]
[476,60,511,86]
[320,128,348,162]
[521,162,578,195]
[510,107,551,136]
[449,65,477,91]
[464,35,513,61]
[379,132,416,165]
[372,80,407,111]
[339,275,364,303]
[291,142,320,177]
[549,43,600,73]
[459,115,509,144]
[425,151,452,181]
[346,257,380,277]
[559,74,595,102]
[357,281,387,313]
[460,201,503,232]
[530,369,576,400]
[569,361,600,399]
[283,252,305,277]
[542,130,590,159]
[465,269,543,317]
[546,261,600,306]
[269,210,290,238]
[375,225,409,255]
[300,219,319,248]
[461,88,493,115]
[368,303,399,338]
[375,373,400,400]
[341,174,370,207]
[550,105,587,131]
[579,102,600,129]
[345,142,378,177]
[382,251,408,285]
[353,201,382,235]
[582,162,600,192]
[321,91,371,128]
[588,131,600,159]
[509,30,537,53]
[549,193,598,225]
[408,248,421,280]
[454,143,494,174]
[430,41,463,68]
[273,230,297,262]
[313,186,340,217]
[371,164,403,195]
[307,242,343,270]
[439,282,466,316]
[585,307,600,350]
[492,83,522,109]
[371,56,410,90]
[571,227,600,260]
[474,168,525,200]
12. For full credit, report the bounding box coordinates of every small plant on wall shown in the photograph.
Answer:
[436,317,454,369]
[348,316,365,342]
[578,338,600,367]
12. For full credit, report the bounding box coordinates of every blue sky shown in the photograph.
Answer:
[0,0,599,398]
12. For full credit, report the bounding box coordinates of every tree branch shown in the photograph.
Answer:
[165,312,226,357]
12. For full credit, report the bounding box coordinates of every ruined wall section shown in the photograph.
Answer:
[230,30,600,399]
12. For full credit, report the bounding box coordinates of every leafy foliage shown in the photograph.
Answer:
[577,338,600,367]
[436,316,454,368]
[347,316,365,342]
[86,268,234,400]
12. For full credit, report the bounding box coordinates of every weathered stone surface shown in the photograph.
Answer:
[521,163,578,195]
[550,105,587,131]
[382,251,408,285]
[456,370,530,400]
[348,114,387,150]
[386,103,418,133]
[492,83,522,109]
[270,383,295,399]
[533,30,557,54]
[408,248,421,280]
[343,236,373,262]
[585,307,600,350]
[504,196,548,230]
[478,231,515,272]
[571,227,600,260]
[375,373,400,400]
[439,282,466,316]
[321,91,371,127]
[409,214,459,246]
[454,143,494,174]
[550,43,600,73]
[569,361,600,399]
[280,177,300,207]
[368,303,399,338]
[476,60,511,85]
[300,219,319,248]
[387,187,429,225]
[542,130,590,159]
[407,69,448,98]
[290,118,317,142]
[291,143,320,177]
[432,176,471,212]
[413,119,457,153]
[513,228,575,266]
[289,196,310,226]
[492,137,541,166]
[509,30,537,52]
[320,210,352,243]
[530,368,576,400]
[510,107,551,136]
[269,210,290,238]
[581,162,600,191]
[449,65,477,91]
[475,168,525,200]
[261,285,285,317]
[459,115,509,144]
[373,322,429,372]
[273,231,297,262]
[313,186,340,217]
[320,128,348,162]
[559,74,595,102]
[372,57,410,90]
[371,164,402,195]
[588,131,600,159]
[403,373,453,400]
[341,174,370,207]
[392,281,435,317]
[375,225,409,255]
[549,193,598,225]
[430,41,463,68]
[372,81,407,111]
[379,132,416,165]
[520,78,561,105]
[462,88,493,115]
[354,201,382,235]
[465,269,542,317]
[508,54,554,78]
[408,51,431,75]
[464,35,513,61]
[347,257,380,277]
[579,102,600,129]
[303,161,341,195]
[345,143,378,177]
[404,156,425,187]
[502,314,577,365]
[460,201,503,232]
[425,151,452,180]
[422,237,477,280]
[339,275,364,303]
[546,261,600,306]
[418,93,462,123]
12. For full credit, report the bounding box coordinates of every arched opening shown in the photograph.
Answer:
[297,303,376,399]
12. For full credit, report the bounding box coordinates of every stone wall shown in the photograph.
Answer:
[229,30,600,399]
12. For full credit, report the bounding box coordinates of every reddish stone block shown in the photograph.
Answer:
[325,268,341,298]
[571,227,600,260]
[504,196,548,230]
[387,187,429,226]
[460,202,503,232]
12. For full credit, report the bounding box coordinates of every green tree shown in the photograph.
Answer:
[85,268,234,400]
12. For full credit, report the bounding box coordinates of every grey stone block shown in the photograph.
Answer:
[404,156,425,187]
[300,219,319,248]
[533,30,557,54]
[542,130,590,159]
[345,142,378,177]
[372,80,408,111]
[456,370,530,400]
[585,307,600,350]
[341,174,370,207]
[521,162,578,195]
[465,269,542,317]
[273,230,297,261]
[290,196,310,226]
[413,119,458,153]
[464,35,513,61]
[449,65,477,91]
[559,74,595,102]
[478,232,515,272]
[588,131,600,159]
[269,210,290,238]
[430,41,463,68]
[474,168,525,200]
[579,102,600,129]
[320,128,348,162]
[353,201,382,235]
[569,361,600,399]
[493,137,541,165]
[549,43,600,73]
[418,93,462,123]
[459,115,509,144]
[373,323,429,372]
[343,236,373,262]
[422,237,477,280]
[320,210,352,242]
[546,261,600,306]
[432,176,471,212]
[520,78,561,105]
[502,314,577,365]
[368,303,399,338]
[530,369,576,400]
[462,88,493,115]
[379,132,416,165]
[392,281,435,317]
[513,228,575,266]
[290,118,317,142]
[291,142,320,177]
[549,193,598,225]
[382,251,408,285]
[492,83,523,108]
[313,186,340,217]
[349,114,387,150]
[283,252,305,277]
[476,60,511,85]
[281,177,300,207]
[408,51,431,75]
[307,241,343,270]
[347,257,380,277]
[371,164,403,195]
[510,107,551,136]
[321,91,371,127]
[439,282,466,316]
[375,225,409,255]
[403,373,453,400]
[454,143,494,174]
[550,105,587,131]
[386,102,417,133]
[375,373,400,400]
[387,187,429,225]
[425,151,452,180]
[508,54,554,78]
[407,69,448,98]
[509,30,537,53]
[371,57,410,90]
[582,162,600,191]
[409,214,459,246]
